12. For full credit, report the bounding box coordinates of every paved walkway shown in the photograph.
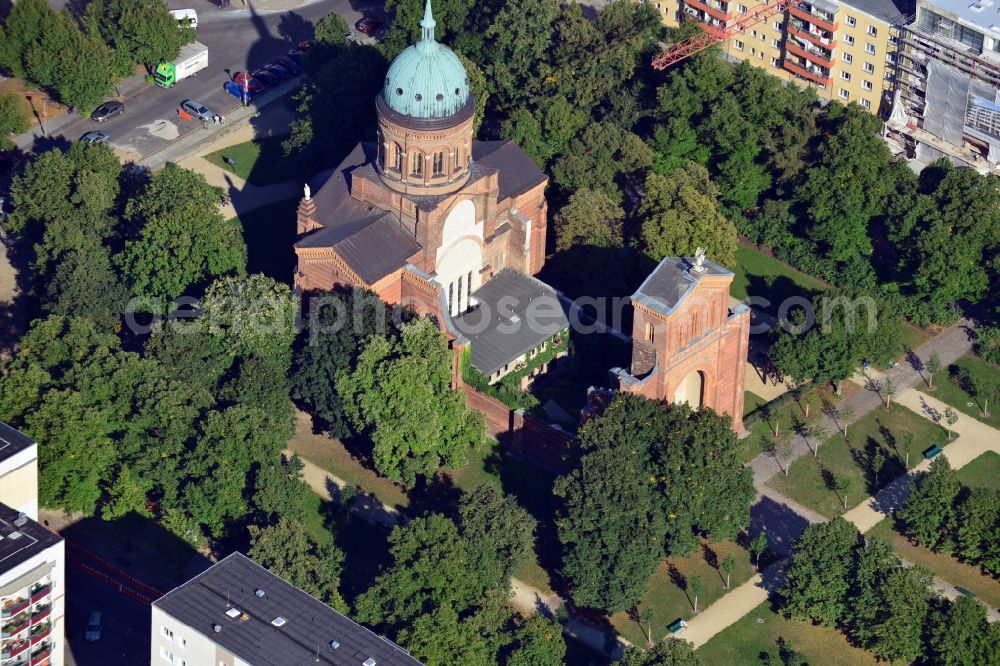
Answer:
[686,382,1000,646]
[747,319,976,486]
[285,449,629,658]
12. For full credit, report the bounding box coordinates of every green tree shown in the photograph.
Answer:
[779,518,861,626]
[927,595,995,666]
[86,0,193,74]
[200,273,298,359]
[0,0,58,79]
[338,318,484,485]
[27,10,116,111]
[503,614,567,666]
[944,406,959,438]
[553,394,667,613]
[119,163,247,304]
[926,350,941,388]
[845,536,898,648]
[689,574,704,613]
[484,0,559,109]
[870,565,931,662]
[897,455,961,550]
[721,552,736,589]
[637,163,738,268]
[619,638,701,665]
[554,188,624,252]
[501,96,585,168]
[750,532,768,569]
[0,93,29,149]
[379,0,476,58]
[551,122,653,202]
[313,11,350,47]
[291,288,394,438]
[455,51,487,135]
[248,517,347,612]
[459,483,536,587]
[955,487,1000,568]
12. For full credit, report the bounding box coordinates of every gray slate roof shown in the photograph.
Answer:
[0,502,61,577]
[453,269,570,376]
[472,140,547,201]
[633,257,733,316]
[0,421,34,464]
[154,552,421,666]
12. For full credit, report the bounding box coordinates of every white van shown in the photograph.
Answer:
[169,9,198,29]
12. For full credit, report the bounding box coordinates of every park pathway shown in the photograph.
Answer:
[685,385,1000,647]
[285,449,630,658]
[747,318,976,486]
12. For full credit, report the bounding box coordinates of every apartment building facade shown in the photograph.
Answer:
[0,424,38,521]
[0,503,65,666]
[641,0,911,113]
[888,0,1000,170]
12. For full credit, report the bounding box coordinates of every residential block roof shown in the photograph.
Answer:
[0,502,61,578]
[0,422,35,465]
[453,269,570,376]
[154,552,421,666]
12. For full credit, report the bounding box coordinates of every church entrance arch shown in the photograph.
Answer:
[673,370,705,409]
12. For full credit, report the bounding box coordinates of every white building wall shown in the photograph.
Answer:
[150,605,219,666]
[0,444,38,520]
[0,539,65,666]
[434,199,483,317]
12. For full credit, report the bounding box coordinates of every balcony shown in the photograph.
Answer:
[1,639,29,659]
[788,3,838,32]
[29,624,50,645]
[783,58,832,85]
[29,643,51,665]
[786,24,836,49]
[28,587,49,605]
[2,599,29,619]
[683,0,736,22]
[2,616,29,638]
[29,608,50,627]
[785,40,834,68]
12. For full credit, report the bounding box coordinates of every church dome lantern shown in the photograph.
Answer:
[382,0,470,119]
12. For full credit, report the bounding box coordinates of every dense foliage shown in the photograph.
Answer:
[897,456,1000,576]
[0,93,29,149]
[778,518,1000,662]
[554,394,754,612]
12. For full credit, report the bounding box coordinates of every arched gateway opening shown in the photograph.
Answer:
[673,370,705,409]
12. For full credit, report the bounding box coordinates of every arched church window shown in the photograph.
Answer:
[393,144,403,171]
[645,322,654,343]
[433,152,444,177]
[411,151,423,177]
[454,146,462,172]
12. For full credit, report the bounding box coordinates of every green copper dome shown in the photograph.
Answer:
[382,0,470,119]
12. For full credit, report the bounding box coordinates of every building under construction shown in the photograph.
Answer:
[889,0,1000,170]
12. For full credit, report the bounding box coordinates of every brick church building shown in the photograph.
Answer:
[292,0,750,434]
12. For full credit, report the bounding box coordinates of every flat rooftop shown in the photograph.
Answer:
[843,0,913,23]
[0,502,61,577]
[0,421,35,465]
[154,552,422,666]
[917,0,1000,32]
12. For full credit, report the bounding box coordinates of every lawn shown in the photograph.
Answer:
[697,600,879,665]
[227,197,298,283]
[767,403,945,518]
[957,451,1000,491]
[921,354,1000,429]
[867,518,1000,608]
[204,135,298,186]
[729,243,829,309]
[609,541,755,647]
[898,320,932,359]
[744,390,767,418]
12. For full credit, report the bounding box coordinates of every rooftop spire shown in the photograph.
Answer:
[420,0,436,44]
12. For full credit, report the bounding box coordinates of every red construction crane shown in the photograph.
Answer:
[652,0,796,70]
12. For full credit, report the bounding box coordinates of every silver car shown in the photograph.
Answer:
[181,99,213,122]
[80,131,110,145]
[85,611,102,641]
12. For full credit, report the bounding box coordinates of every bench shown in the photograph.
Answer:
[668,618,687,633]
[923,445,943,459]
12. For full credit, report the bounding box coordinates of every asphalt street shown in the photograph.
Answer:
[63,565,151,666]
[18,0,383,161]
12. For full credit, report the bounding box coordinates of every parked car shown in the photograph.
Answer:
[251,69,278,87]
[285,48,306,65]
[80,131,110,145]
[180,99,213,122]
[263,63,293,81]
[232,71,265,93]
[90,100,124,122]
[355,16,383,34]
[223,80,255,102]
[274,56,301,75]
[85,612,102,641]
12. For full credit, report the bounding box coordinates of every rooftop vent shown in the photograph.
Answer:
[271,616,286,627]
[7,531,22,540]
[212,624,222,633]
[330,641,340,650]
[225,607,241,619]
[254,588,265,598]
[363,659,376,666]
[13,513,28,528]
